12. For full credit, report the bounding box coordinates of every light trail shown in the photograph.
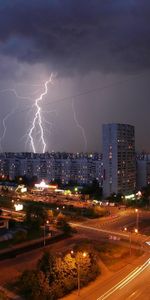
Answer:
[97,258,150,300]
[69,222,129,238]
[28,74,54,153]
[71,98,87,152]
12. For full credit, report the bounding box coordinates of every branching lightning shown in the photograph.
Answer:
[0,88,36,152]
[0,88,34,101]
[71,98,88,152]
[0,106,18,152]
[28,74,54,153]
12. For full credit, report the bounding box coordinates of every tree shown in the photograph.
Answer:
[56,212,66,226]
[19,248,100,299]
[56,213,73,235]
[141,185,150,206]
[47,209,54,223]
[38,251,56,282]
[81,179,102,199]
[25,204,48,229]
[61,221,73,235]
[19,270,40,299]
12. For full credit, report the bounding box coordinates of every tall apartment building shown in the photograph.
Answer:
[102,123,136,197]
[137,154,150,189]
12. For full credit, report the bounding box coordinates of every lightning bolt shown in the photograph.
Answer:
[28,74,54,153]
[0,88,36,152]
[71,98,88,152]
[0,106,18,152]
[0,88,34,101]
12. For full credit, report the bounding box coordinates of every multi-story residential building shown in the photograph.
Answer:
[137,154,150,189]
[0,152,103,186]
[102,123,136,197]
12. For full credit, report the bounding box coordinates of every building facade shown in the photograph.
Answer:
[136,154,150,189]
[102,123,136,197]
[0,152,103,186]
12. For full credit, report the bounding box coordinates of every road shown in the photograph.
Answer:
[62,255,150,300]
[70,222,150,248]
[83,210,150,233]
[96,258,150,300]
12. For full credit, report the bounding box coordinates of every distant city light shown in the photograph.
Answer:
[136,191,142,198]
[14,203,23,211]
[35,180,49,189]
[35,180,57,190]
[125,194,135,200]
[21,187,27,193]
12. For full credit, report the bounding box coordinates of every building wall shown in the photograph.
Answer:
[0,152,103,186]
[103,123,136,197]
[137,155,150,189]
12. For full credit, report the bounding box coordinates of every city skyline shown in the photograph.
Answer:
[0,1,150,153]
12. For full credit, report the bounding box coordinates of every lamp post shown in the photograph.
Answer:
[43,220,49,247]
[129,231,132,256]
[124,227,132,256]
[71,250,87,296]
[135,209,139,232]
[43,224,46,247]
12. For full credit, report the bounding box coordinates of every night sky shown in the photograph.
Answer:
[0,0,150,153]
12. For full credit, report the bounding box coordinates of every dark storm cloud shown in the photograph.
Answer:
[0,0,150,75]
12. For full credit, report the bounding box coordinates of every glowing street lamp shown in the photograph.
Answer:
[70,250,87,296]
[43,220,49,247]
[124,227,132,256]
[135,209,139,232]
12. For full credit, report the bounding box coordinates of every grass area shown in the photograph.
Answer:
[95,242,141,267]
[68,238,142,269]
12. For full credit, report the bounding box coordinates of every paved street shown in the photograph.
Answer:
[62,255,150,300]
[97,258,150,300]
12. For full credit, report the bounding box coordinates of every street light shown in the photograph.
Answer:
[124,227,132,256]
[135,209,139,232]
[43,220,49,247]
[70,250,87,296]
